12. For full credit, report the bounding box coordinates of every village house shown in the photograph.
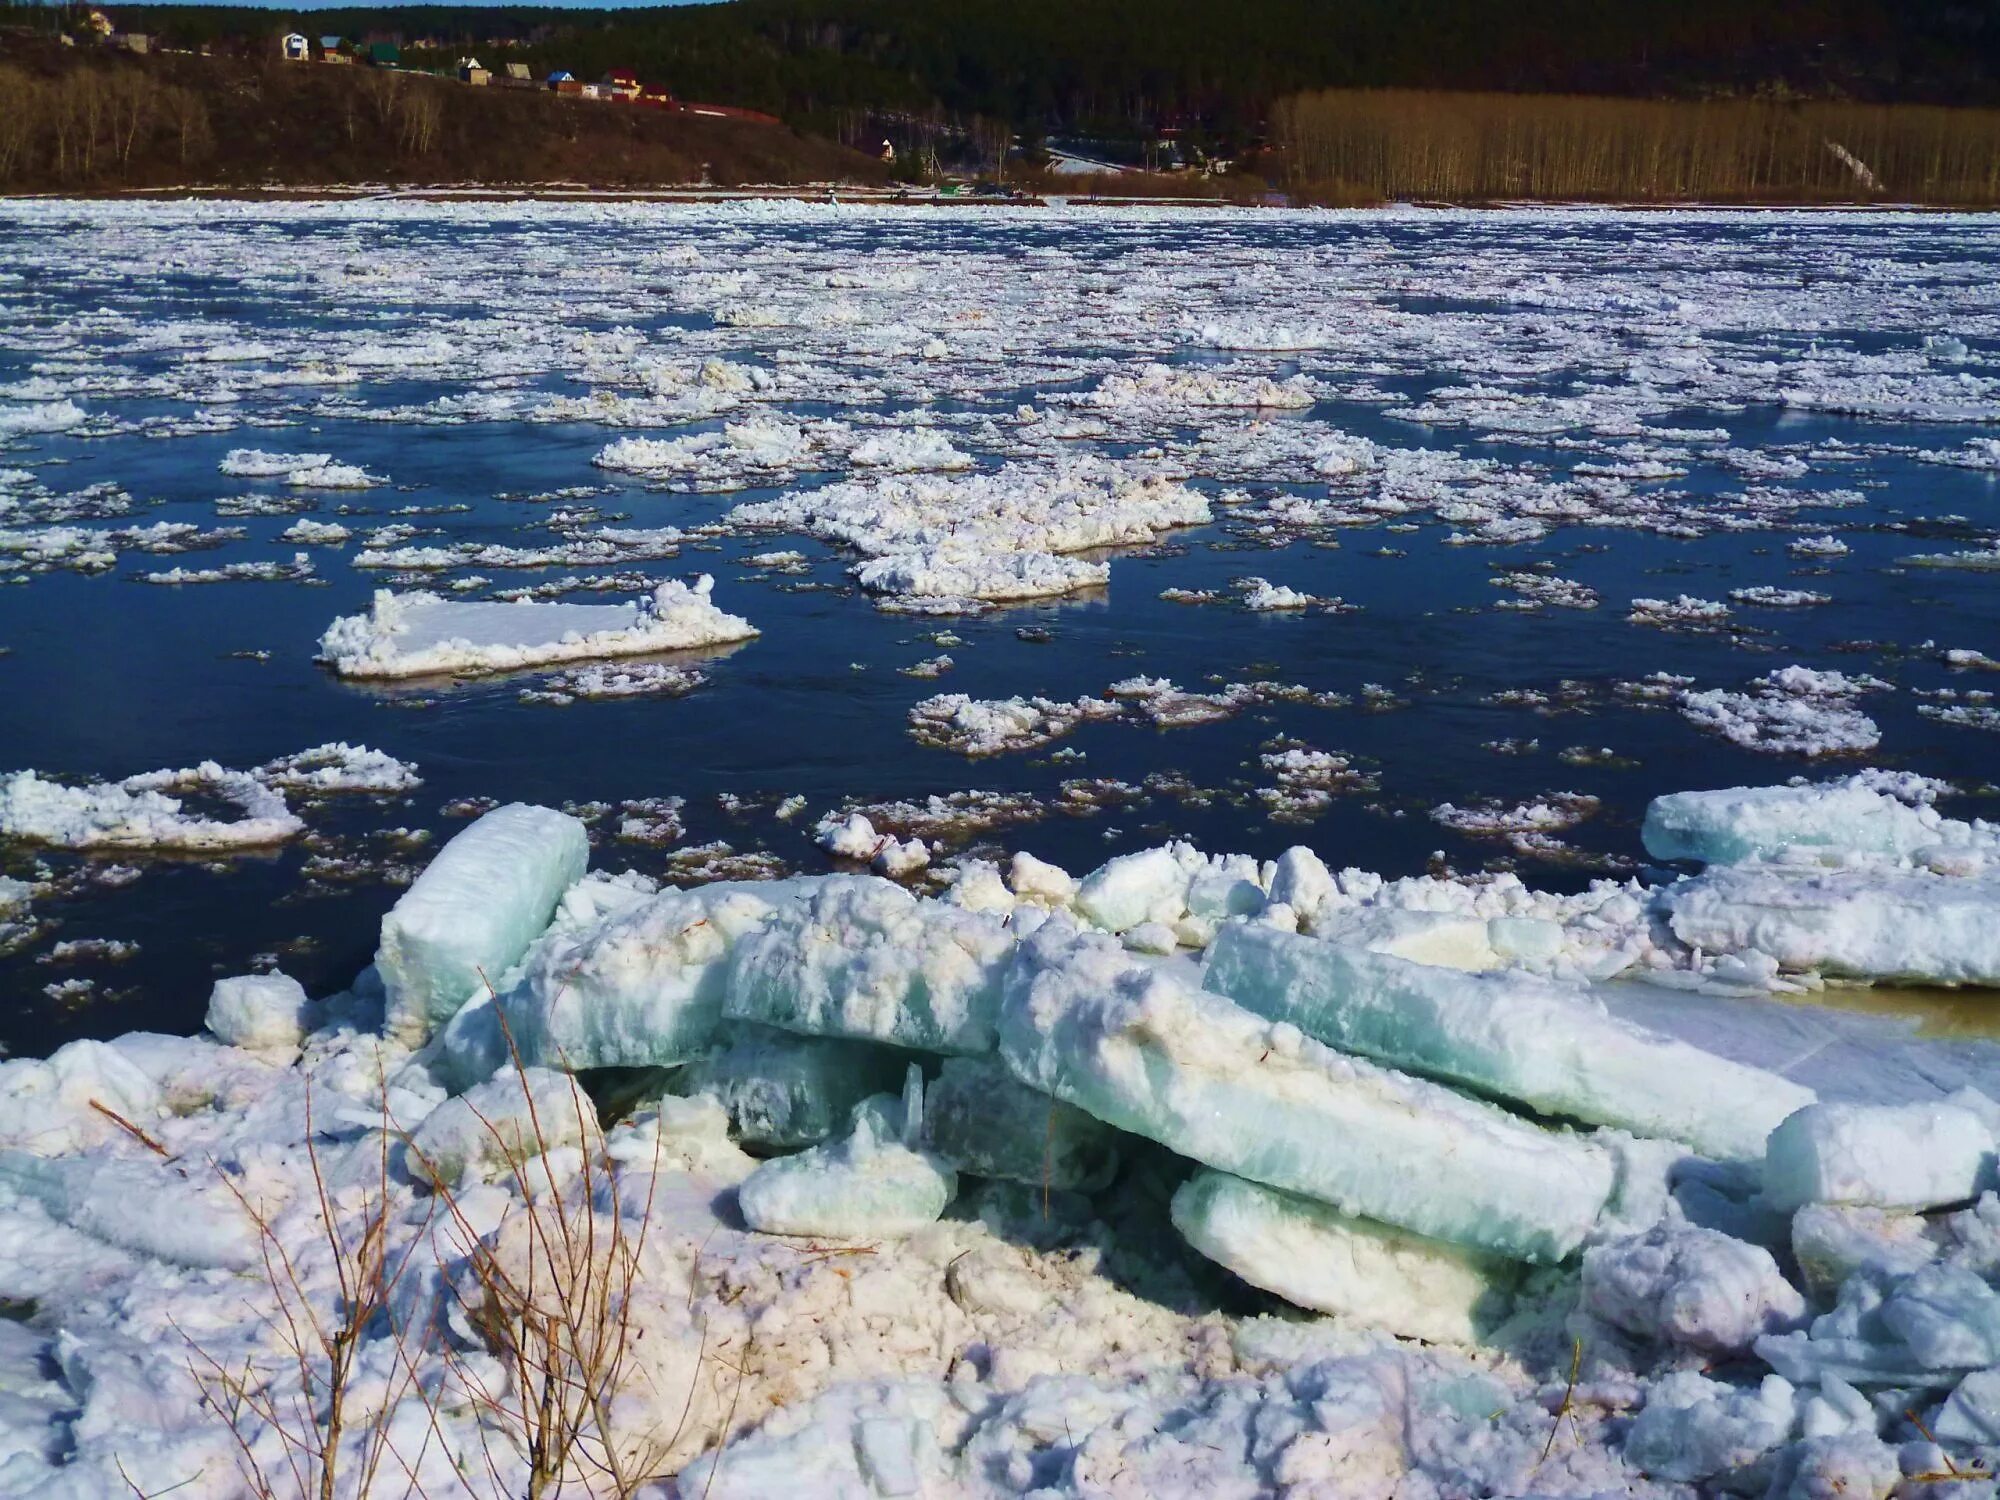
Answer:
[503,61,533,86]
[366,41,400,68]
[458,57,490,86]
[318,36,352,64]
[602,68,641,101]
[281,32,310,62]
[547,69,580,95]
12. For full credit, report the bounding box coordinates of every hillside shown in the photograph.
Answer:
[105,0,2000,147]
[0,38,888,192]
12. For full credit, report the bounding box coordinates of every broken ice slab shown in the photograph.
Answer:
[1663,865,2000,986]
[378,804,589,1043]
[204,971,311,1051]
[1756,1263,2000,1389]
[923,1056,1120,1192]
[1622,1371,1802,1483]
[1170,1168,1520,1343]
[1642,778,1990,867]
[1580,1223,1804,1357]
[1071,842,1266,942]
[736,1075,958,1239]
[1000,923,1616,1262]
[317,574,758,679]
[496,882,792,1071]
[1763,1100,1994,1214]
[405,1066,598,1187]
[677,1023,913,1150]
[1791,1205,1940,1303]
[1934,1367,2000,1444]
[0,1151,258,1270]
[724,875,1015,1055]
[1203,921,1810,1162]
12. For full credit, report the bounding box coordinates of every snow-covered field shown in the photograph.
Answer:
[1,199,1998,1496]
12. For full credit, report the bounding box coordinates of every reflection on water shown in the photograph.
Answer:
[1785,982,2000,1042]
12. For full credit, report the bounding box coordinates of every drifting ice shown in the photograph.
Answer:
[317,575,758,679]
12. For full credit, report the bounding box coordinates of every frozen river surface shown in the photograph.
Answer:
[1,200,1996,1051]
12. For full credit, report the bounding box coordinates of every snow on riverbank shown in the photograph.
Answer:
[317,575,758,678]
[5,774,2000,1495]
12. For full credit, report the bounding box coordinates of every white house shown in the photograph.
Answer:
[281,32,310,62]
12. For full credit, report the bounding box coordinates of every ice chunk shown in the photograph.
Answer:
[1006,851,1076,907]
[1170,1168,1520,1343]
[677,1024,910,1149]
[317,575,757,679]
[922,1056,1119,1191]
[1623,1371,1798,1482]
[1764,1434,1900,1500]
[1072,846,1193,932]
[0,1152,257,1270]
[673,1379,958,1499]
[1791,1204,1940,1301]
[405,1067,597,1187]
[1001,923,1616,1261]
[1073,841,1265,941]
[1267,847,1337,924]
[500,882,786,1070]
[1203,922,1810,1161]
[1663,865,2000,985]
[0,1039,162,1154]
[1764,1101,1993,1213]
[1581,1224,1803,1356]
[736,1073,957,1238]
[1757,1264,2000,1387]
[1313,908,1501,970]
[725,875,1014,1055]
[1642,778,1974,867]
[204,972,311,1051]
[378,804,589,1042]
[1933,1366,2000,1444]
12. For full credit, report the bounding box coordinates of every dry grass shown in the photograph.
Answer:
[1272,89,2000,205]
[180,1019,679,1499]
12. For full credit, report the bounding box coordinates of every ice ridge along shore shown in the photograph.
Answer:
[2,773,2000,1494]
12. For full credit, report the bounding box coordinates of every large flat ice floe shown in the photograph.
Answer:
[317,573,758,678]
[9,771,2000,1497]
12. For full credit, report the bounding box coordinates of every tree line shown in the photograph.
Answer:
[1273,91,2000,205]
[60,0,2000,146]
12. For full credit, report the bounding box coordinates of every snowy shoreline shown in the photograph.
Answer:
[4,772,2000,1495]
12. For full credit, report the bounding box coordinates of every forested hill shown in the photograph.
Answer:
[98,0,2000,140]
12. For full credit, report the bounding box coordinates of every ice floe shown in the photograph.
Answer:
[317,574,757,678]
